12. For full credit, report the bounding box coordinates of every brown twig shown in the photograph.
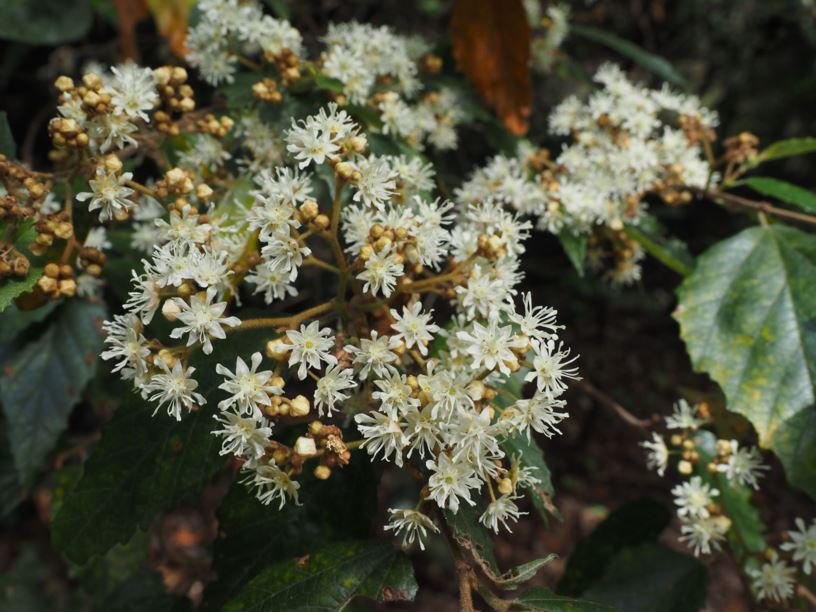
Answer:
[798,584,816,608]
[570,379,652,429]
[706,190,816,227]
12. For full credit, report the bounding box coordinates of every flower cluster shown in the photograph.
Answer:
[186,0,466,151]
[641,399,814,604]
[98,99,578,551]
[456,63,719,284]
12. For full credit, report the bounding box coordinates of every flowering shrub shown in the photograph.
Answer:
[1,0,815,610]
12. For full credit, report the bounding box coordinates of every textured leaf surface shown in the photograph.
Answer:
[0,267,43,313]
[0,111,15,157]
[582,543,708,612]
[0,0,93,44]
[733,176,816,213]
[558,499,671,596]
[675,225,816,499]
[558,230,587,277]
[222,540,417,611]
[205,458,379,609]
[502,432,558,521]
[625,222,694,277]
[0,300,105,483]
[450,0,531,135]
[755,137,816,164]
[0,412,21,518]
[570,25,686,87]
[51,396,223,563]
[512,587,619,612]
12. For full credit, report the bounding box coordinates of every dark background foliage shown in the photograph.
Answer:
[1,1,815,610]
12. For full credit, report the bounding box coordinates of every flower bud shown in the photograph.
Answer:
[678,460,693,475]
[290,395,310,417]
[294,436,317,457]
[497,478,513,496]
[314,465,331,480]
[162,299,181,322]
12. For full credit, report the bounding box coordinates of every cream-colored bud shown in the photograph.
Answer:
[678,460,693,475]
[334,161,354,180]
[290,395,310,417]
[104,155,123,174]
[467,380,485,401]
[153,66,171,85]
[195,184,213,201]
[266,338,290,359]
[157,349,177,369]
[715,439,732,457]
[294,436,317,457]
[54,75,74,92]
[58,279,77,297]
[299,200,319,221]
[314,465,331,480]
[497,478,514,496]
[162,299,181,322]
[349,135,367,153]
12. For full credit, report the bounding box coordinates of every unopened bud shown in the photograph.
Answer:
[162,299,181,322]
[497,478,513,496]
[266,338,290,359]
[294,436,317,457]
[678,460,693,475]
[314,465,331,480]
[290,395,310,417]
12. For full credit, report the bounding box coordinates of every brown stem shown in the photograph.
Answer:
[232,300,335,331]
[706,189,816,227]
[125,180,158,199]
[798,584,816,607]
[570,379,652,429]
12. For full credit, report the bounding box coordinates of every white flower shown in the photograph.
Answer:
[125,268,161,324]
[457,315,525,375]
[385,508,439,550]
[716,440,768,489]
[510,292,562,341]
[144,359,206,421]
[260,234,311,282]
[314,365,355,416]
[390,302,439,356]
[282,321,337,380]
[355,410,408,466]
[244,460,301,509]
[679,515,729,557]
[357,245,404,297]
[345,330,400,380]
[212,411,272,459]
[246,261,298,304]
[665,399,704,430]
[479,494,525,533]
[671,476,718,520]
[426,453,481,513]
[109,63,158,121]
[215,352,281,418]
[169,286,241,355]
[76,169,134,221]
[372,371,419,415]
[510,392,569,439]
[641,432,669,477]
[100,313,149,380]
[748,551,796,603]
[781,517,816,575]
[525,337,580,395]
[352,155,397,210]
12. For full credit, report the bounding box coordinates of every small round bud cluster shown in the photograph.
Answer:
[194,113,234,138]
[265,48,301,86]
[252,78,283,104]
[0,245,30,279]
[30,210,73,256]
[723,131,760,165]
[155,167,194,198]
[152,66,195,135]
[38,262,76,298]
[0,156,50,205]
[419,53,443,74]
[78,245,107,278]
[48,116,90,149]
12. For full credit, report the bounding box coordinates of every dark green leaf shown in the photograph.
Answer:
[625,223,694,277]
[97,568,178,612]
[312,72,345,93]
[512,587,619,612]
[0,412,22,518]
[570,25,687,87]
[205,457,380,609]
[0,0,93,45]
[0,111,15,157]
[754,137,816,164]
[0,300,105,483]
[558,499,671,596]
[582,543,708,612]
[558,230,587,277]
[222,540,417,611]
[0,301,57,343]
[675,225,816,499]
[732,176,816,213]
[501,432,558,522]
[0,267,43,313]
[693,431,766,557]
[0,544,50,612]
[51,396,224,564]
[444,501,500,576]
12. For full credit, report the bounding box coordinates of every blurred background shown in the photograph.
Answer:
[1,1,815,609]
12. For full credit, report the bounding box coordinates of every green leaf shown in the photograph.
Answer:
[558,230,587,277]
[0,299,105,483]
[0,0,93,45]
[0,111,15,157]
[312,72,345,93]
[569,25,687,87]
[581,543,708,612]
[0,544,51,612]
[675,225,816,499]
[205,457,380,609]
[222,540,417,611]
[754,137,816,164]
[444,498,500,577]
[0,301,57,343]
[731,176,816,213]
[558,499,671,597]
[0,411,22,518]
[625,223,694,277]
[512,587,619,612]
[0,267,42,313]
[501,432,558,522]
[693,431,766,557]
[51,396,224,564]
